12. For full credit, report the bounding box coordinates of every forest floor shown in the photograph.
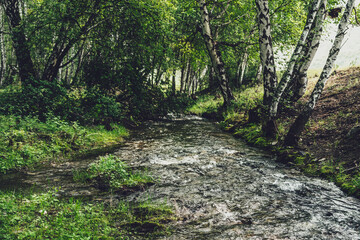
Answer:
[188,66,360,197]
[291,67,360,177]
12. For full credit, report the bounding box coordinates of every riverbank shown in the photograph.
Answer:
[0,116,175,238]
[0,114,129,173]
[187,66,360,198]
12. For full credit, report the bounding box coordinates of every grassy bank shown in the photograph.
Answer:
[0,115,129,173]
[0,154,174,239]
[187,67,360,197]
[0,190,174,239]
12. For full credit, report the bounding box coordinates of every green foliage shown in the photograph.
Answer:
[0,115,128,173]
[0,80,66,120]
[74,154,154,190]
[187,94,223,116]
[0,190,174,239]
[234,123,269,147]
[80,88,123,124]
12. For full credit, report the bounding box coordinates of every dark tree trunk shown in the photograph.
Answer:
[1,0,37,85]
[171,69,176,95]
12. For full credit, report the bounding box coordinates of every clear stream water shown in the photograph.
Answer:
[1,115,360,239]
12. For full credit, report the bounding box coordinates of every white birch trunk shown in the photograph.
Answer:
[268,0,322,117]
[290,0,327,101]
[239,52,248,86]
[198,0,234,106]
[285,0,356,146]
[256,0,278,106]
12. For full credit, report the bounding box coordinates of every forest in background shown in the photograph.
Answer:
[1,0,360,238]
[0,0,359,184]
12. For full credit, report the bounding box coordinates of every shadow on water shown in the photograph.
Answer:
[1,115,360,239]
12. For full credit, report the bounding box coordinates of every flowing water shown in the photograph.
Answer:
[1,115,360,239]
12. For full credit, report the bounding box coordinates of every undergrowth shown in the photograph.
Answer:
[73,154,154,191]
[0,189,174,239]
[0,115,128,173]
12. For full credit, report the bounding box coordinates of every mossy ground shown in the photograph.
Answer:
[187,67,360,198]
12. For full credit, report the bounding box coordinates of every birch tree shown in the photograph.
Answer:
[198,0,235,107]
[256,0,324,137]
[287,0,327,102]
[256,0,277,109]
[268,0,322,117]
[284,0,356,146]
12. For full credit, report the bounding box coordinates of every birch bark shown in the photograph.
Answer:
[289,0,327,102]
[198,0,235,107]
[268,0,322,118]
[285,0,356,146]
[255,0,278,107]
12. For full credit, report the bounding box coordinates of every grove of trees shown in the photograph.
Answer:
[0,0,358,145]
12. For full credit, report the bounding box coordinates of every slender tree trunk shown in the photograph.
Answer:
[256,0,278,137]
[208,66,217,91]
[172,69,176,95]
[268,0,322,118]
[155,65,162,85]
[255,63,262,84]
[236,60,242,87]
[289,0,327,102]
[237,50,249,87]
[285,0,356,146]
[73,46,85,85]
[256,0,278,107]
[187,68,194,96]
[239,52,248,86]
[180,62,186,93]
[198,0,235,107]
[1,0,37,85]
[184,61,191,93]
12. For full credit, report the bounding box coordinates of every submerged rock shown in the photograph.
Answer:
[346,125,360,140]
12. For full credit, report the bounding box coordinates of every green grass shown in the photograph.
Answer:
[73,154,154,191]
[0,115,129,173]
[186,94,222,116]
[0,190,174,239]
[187,85,263,120]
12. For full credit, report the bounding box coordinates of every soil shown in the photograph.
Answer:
[291,67,360,174]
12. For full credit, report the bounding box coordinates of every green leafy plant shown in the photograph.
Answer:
[74,154,154,191]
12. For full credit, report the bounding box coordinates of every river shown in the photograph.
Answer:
[1,115,360,239]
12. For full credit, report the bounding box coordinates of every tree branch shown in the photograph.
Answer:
[211,0,232,20]
[354,7,360,25]
[217,40,256,47]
